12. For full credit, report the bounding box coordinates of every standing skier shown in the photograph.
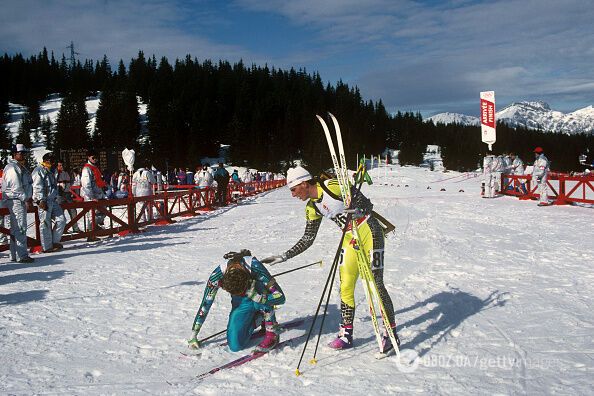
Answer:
[262,166,399,354]
[189,250,286,353]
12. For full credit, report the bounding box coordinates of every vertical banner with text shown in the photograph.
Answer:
[480,91,496,150]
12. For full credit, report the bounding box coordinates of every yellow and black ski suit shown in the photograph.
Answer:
[283,179,395,327]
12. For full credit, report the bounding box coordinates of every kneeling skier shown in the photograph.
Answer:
[188,250,286,352]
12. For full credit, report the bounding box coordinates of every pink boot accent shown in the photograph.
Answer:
[327,324,353,350]
[254,331,279,353]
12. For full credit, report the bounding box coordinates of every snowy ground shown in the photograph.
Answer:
[1,166,593,395]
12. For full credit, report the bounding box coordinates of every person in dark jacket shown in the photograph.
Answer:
[213,162,230,206]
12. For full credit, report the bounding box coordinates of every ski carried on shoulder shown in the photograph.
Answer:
[316,112,400,359]
[195,334,306,381]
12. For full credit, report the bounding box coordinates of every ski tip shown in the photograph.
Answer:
[295,368,302,376]
[309,358,317,365]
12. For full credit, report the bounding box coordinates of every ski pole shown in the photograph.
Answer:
[272,260,322,277]
[294,242,341,375]
[196,329,227,346]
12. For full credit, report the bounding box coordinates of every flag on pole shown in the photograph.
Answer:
[480,91,496,150]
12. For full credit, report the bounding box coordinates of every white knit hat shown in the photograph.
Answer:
[286,166,312,188]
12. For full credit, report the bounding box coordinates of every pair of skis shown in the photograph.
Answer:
[317,113,400,359]
[187,319,306,381]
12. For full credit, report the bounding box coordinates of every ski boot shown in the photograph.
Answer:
[376,329,401,359]
[254,330,279,353]
[327,324,353,350]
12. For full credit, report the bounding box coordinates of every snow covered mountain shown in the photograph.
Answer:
[428,101,594,135]
[426,112,480,126]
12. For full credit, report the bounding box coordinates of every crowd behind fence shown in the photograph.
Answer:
[0,179,286,254]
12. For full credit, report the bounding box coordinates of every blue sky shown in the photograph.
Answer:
[2,0,593,117]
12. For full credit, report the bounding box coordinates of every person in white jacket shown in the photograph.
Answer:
[532,147,550,205]
[32,153,66,253]
[0,166,10,245]
[132,165,156,221]
[482,153,496,198]
[80,150,106,232]
[194,165,214,188]
[509,153,527,194]
[1,144,34,263]
[242,169,254,183]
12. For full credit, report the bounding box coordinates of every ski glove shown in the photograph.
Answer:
[261,254,286,266]
[188,331,200,349]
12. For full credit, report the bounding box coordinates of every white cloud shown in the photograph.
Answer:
[1,0,593,114]
[0,0,250,64]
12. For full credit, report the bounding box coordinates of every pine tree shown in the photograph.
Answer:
[95,87,140,150]
[0,100,13,163]
[40,116,55,151]
[16,115,36,168]
[55,92,89,151]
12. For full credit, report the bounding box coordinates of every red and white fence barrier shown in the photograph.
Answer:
[500,173,594,205]
[0,179,286,254]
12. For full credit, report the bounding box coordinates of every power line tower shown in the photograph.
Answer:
[66,41,80,69]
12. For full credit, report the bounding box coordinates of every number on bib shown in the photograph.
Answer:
[370,249,384,270]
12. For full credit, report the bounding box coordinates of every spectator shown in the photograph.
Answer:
[194,164,214,188]
[1,144,34,263]
[167,169,176,185]
[177,168,187,185]
[117,170,130,197]
[56,159,82,233]
[242,169,253,183]
[509,153,527,194]
[213,162,230,206]
[107,170,119,199]
[81,149,107,236]
[231,169,241,183]
[532,147,550,206]
[72,168,81,187]
[186,168,194,186]
[0,166,10,245]
[32,153,66,253]
[153,166,163,192]
[132,163,156,221]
